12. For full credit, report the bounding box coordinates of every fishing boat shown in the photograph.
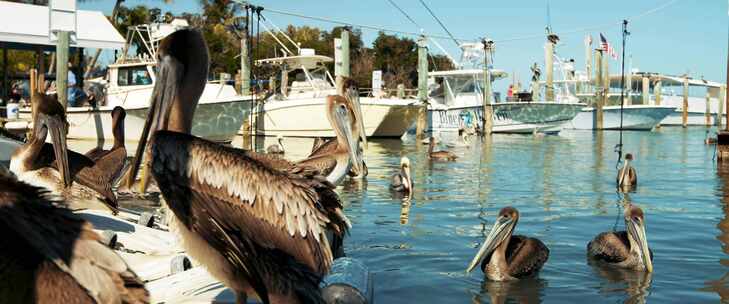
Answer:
[250,51,419,138]
[19,19,252,143]
[424,44,584,134]
[637,73,726,126]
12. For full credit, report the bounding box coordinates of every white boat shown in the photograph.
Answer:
[19,19,252,143]
[250,53,419,138]
[568,105,677,130]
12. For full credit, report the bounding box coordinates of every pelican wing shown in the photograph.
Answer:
[296,153,338,177]
[84,147,107,161]
[0,175,148,303]
[311,137,330,154]
[504,235,549,278]
[309,139,337,157]
[587,231,630,263]
[150,131,349,275]
[88,147,127,186]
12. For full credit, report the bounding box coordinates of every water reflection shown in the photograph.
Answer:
[587,259,652,304]
[702,162,729,300]
[472,278,547,304]
[400,199,411,225]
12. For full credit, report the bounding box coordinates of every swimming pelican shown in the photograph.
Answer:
[84,106,127,184]
[390,157,412,196]
[295,95,363,185]
[428,137,457,161]
[9,92,118,213]
[466,207,549,281]
[587,204,653,272]
[617,153,637,189]
[266,134,285,155]
[0,172,148,303]
[706,130,718,144]
[125,28,351,303]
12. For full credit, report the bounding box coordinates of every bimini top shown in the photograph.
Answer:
[0,1,125,50]
[256,55,333,71]
[429,68,509,80]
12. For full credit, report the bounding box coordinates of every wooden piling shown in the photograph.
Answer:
[585,35,592,84]
[397,84,405,99]
[56,31,70,108]
[545,40,554,101]
[682,75,689,128]
[707,91,712,126]
[341,29,350,78]
[655,80,662,105]
[594,50,604,130]
[240,32,250,95]
[642,76,649,105]
[415,36,428,140]
[719,84,726,128]
[482,39,494,135]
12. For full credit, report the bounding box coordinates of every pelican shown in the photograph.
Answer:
[125,28,351,303]
[390,157,412,196]
[429,136,457,161]
[706,130,718,145]
[466,207,549,281]
[9,92,118,213]
[311,137,327,153]
[587,204,653,272]
[266,135,285,155]
[617,153,637,189]
[0,172,148,303]
[295,95,363,185]
[84,106,127,185]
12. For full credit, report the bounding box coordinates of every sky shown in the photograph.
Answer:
[79,0,729,91]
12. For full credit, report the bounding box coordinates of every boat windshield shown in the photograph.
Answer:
[432,75,482,106]
[118,66,153,86]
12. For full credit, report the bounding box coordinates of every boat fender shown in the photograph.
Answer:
[100,230,117,248]
[321,257,373,304]
[170,255,192,274]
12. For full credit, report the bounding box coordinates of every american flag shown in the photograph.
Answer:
[600,33,618,60]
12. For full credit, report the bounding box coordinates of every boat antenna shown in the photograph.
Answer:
[615,20,630,168]
[545,0,553,34]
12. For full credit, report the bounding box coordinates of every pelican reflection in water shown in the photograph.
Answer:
[126,28,351,303]
[467,207,549,281]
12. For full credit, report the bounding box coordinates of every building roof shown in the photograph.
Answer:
[0,1,125,50]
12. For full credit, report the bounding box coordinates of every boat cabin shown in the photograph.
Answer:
[427,69,508,108]
[256,51,336,99]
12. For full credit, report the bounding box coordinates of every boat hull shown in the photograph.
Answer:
[19,99,252,143]
[426,102,585,134]
[566,105,677,130]
[251,97,420,138]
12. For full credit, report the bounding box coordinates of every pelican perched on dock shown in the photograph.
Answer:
[266,135,285,155]
[466,207,549,281]
[617,153,637,190]
[9,92,119,213]
[587,204,653,272]
[295,95,363,185]
[428,137,457,161]
[0,172,148,303]
[390,157,412,196]
[126,28,350,304]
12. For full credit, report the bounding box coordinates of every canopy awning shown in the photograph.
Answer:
[0,1,125,50]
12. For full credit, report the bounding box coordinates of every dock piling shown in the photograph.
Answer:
[415,36,428,140]
[482,39,494,135]
[642,76,649,105]
[707,91,712,126]
[719,85,726,128]
[682,75,689,128]
[545,39,554,101]
[594,50,604,130]
[56,31,70,108]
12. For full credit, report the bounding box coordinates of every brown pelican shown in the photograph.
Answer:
[587,204,653,272]
[295,95,363,185]
[9,92,118,213]
[390,156,412,196]
[125,28,350,303]
[706,130,718,144]
[0,172,148,303]
[466,207,549,281]
[428,137,457,161]
[617,153,637,189]
[84,106,127,185]
[311,137,327,153]
[266,134,285,155]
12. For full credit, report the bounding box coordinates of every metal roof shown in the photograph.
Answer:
[0,1,125,50]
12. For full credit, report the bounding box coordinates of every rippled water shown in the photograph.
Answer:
[315,127,726,303]
[84,126,728,303]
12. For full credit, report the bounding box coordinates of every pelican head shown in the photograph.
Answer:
[327,95,362,175]
[467,207,519,273]
[625,204,652,272]
[400,156,412,192]
[33,93,71,188]
[126,28,209,188]
[625,153,633,162]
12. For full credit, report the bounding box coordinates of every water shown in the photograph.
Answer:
[325,127,725,303]
[84,127,728,303]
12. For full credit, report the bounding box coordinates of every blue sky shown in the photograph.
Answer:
[80,0,728,90]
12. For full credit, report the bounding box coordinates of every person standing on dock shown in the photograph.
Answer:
[67,62,80,107]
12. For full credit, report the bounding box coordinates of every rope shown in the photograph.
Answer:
[417,0,460,47]
[615,20,629,169]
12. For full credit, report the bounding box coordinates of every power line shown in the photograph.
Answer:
[417,0,460,47]
[385,0,423,30]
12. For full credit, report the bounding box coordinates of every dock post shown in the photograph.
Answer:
[655,80,662,105]
[682,75,689,128]
[594,50,604,130]
[482,39,494,135]
[545,39,554,101]
[341,28,350,78]
[719,85,726,128]
[415,36,428,140]
[707,91,712,126]
[642,76,650,105]
[585,35,592,84]
[397,84,405,99]
[239,31,251,150]
[56,31,70,108]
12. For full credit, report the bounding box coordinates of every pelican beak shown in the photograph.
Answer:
[335,103,362,175]
[627,216,653,273]
[349,91,368,150]
[125,59,177,190]
[466,215,514,273]
[45,114,71,188]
